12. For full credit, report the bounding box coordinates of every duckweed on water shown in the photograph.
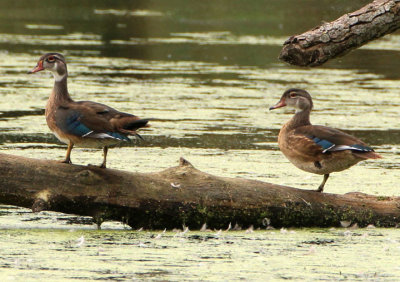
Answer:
[0,228,400,280]
[1,0,400,280]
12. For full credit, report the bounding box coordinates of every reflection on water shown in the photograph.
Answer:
[1,0,400,279]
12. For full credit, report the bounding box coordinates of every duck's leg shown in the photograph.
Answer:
[61,142,74,164]
[317,174,329,192]
[100,146,108,168]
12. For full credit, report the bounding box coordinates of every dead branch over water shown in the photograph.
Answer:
[279,0,400,66]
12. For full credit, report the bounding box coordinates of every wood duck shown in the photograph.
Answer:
[28,53,150,168]
[269,88,381,192]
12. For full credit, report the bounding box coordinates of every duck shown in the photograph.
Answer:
[269,88,381,192]
[28,53,150,168]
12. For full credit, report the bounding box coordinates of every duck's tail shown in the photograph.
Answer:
[117,118,154,139]
[124,118,151,131]
[353,151,382,160]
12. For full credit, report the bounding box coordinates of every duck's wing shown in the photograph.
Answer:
[293,125,374,153]
[55,101,148,141]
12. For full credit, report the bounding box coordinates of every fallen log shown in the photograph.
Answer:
[279,0,400,67]
[0,152,399,229]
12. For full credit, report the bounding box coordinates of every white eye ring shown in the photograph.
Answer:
[289,93,297,98]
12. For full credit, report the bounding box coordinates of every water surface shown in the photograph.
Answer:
[1,208,400,281]
[1,0,400,280]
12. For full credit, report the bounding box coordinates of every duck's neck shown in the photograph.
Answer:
[286,108,312,130]
[50,75,73,105]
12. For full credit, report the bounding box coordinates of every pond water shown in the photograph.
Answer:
[1,222,400,281]
[1,0,400,280]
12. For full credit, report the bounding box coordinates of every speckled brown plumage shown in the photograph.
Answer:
[29,53,150,168]
[270,88,381,192]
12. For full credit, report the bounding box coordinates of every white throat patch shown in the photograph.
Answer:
[52,71,66,82]
[51,61,66,82]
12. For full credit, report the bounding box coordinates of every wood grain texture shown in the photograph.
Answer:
[0,153,399,229]
[279,0,400,66]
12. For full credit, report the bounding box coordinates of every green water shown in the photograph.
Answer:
[1,226,400,281]
[1,0,400,280]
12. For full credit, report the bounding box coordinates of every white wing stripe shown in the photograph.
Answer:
[83,132,121,140]
[327,145,370,152]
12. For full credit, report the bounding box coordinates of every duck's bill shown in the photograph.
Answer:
[27,60,44,74]
[269,99,286,110]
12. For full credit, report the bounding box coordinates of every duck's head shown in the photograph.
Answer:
[28,53,67,81]
[269,88,313,112]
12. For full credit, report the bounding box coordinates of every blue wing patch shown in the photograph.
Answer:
[64,112,92,137]
[307,135,374,153]
[58,110,129,141]
[311,137,335,151]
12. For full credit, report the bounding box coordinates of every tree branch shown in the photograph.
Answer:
[1,153,399,229]
[279,0,400,67]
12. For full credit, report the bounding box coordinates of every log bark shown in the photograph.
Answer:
[0,152,399,229]
[279,0,400,67]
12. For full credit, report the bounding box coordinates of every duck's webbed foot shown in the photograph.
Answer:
[316,174,329,193]
[99,146,108,169]
[60,158,72,164]
[60,143,74,165]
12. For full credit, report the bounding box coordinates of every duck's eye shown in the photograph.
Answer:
[289,93,297,98]
[47,56,56,62]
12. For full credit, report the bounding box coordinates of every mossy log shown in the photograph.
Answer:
[279,0,400,67]
[0,152,399,229]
